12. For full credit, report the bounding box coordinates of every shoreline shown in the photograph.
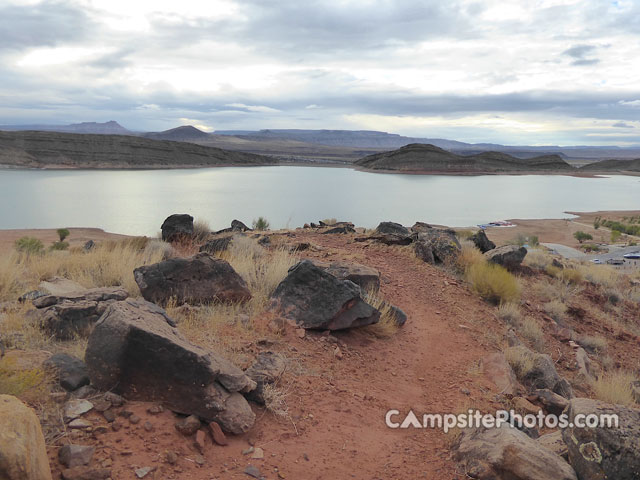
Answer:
[2,161,638,177]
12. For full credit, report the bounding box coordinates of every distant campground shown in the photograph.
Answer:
[0,129,639,175]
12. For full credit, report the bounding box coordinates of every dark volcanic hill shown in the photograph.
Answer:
[579,158,640,172]
[0,120,131,135]
[142,125,212,142]
[355,143,575,173]
[0,131,275,169]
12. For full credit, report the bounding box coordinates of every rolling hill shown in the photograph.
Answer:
[355,143,575,173]
[0,130,275,169]
[578,158,640,173]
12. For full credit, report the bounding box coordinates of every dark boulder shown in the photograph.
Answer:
[33,287,129,340]
[486,245,527,269]
[244,352,286,404]
[562,398,640,480]
[355,233,415,246]
[386,304,407,326]
[44,353,90,392]
[375,221,409,236]
[506,346,573,399]
[85,299,256,434]
[134,253,251,306]
[83,240,95,252]
[161,214,194,242]
[199,235,235,255]
[413,229,461,265]
[269,260,380,330]
[410,222,432,233]
[470,229,496,253]
[321,261,381,292]
[231,219,251,232]
[322,226,355,234]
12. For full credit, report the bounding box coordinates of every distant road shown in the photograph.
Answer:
[541,243,586,259]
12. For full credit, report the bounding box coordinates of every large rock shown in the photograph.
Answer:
[481,352,523,395]
[410,221,432,233]
[199,234,235,255]
[85,299,256,434]
[537,431,568,460]
[0,395,52,480]
[161,214,194,242]
[531,389,569,415]
[231,219,251,232]
[454,424,577,480]
[413,229,461,265]
[244,352,286,404]
[316,261,381,292]
[486,245,527,269]
[562,398,640,480]
[355,233,414,246]
[269,260,380,330]
[133,253,251,306]
[470,229,496,253]
[506,346,573,399]
[375,221,409,236]
[44,353,90,391]
[33,287,129,340]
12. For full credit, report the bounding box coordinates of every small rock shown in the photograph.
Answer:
[251,447,264,459]
[165,451,178,465]
[59,444,95,468]
[111,419,123,432]
[68,418,93,429]
[194,430,206,453]
[244,465,263,479]
[135,466,153,478]
[72,385,96,399]
[102,392,125,407]
[175,415,201,436]
[102,410,116,423]
[334,346,343,359]
[44,353,90,392]
[64,399,94,423]
[194,454,206,466]
[129,414,141,425]
[143,421,153,432]
[243,446,255,455]
[295,328,305,339]
[147,404,164,414]
[208,421,228,446]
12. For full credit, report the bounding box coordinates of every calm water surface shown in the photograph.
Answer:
[1,167,639,235]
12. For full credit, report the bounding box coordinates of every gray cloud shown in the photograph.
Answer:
[0,1,92,50]
[563,44,599,66]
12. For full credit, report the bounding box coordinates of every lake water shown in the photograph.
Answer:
[1,167,639,235]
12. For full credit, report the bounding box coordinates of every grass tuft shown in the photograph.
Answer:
[591,370,637,406]
[466,262,521,305]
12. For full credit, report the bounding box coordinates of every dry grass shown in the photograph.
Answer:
[591,370,638,406]
[193,218,211,243]
[524,249,553,270]
[496,302,522,326]
[0,238,167,301]
[262,383,290,419]
[544,299,567,323]
[0,356,47,399]
[466,262,521,305]
[456,240,485,272]
[577,263,619,289]
[504,347,536,379]
[361,288,401,338]
[579,335,608,354]
[519,317,546,352]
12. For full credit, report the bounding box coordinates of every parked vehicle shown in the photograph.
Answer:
[606,258,624,265]
[623,251,640,259]
[591,259,603,264]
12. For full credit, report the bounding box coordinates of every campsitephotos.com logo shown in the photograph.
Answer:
[385,409,619,433]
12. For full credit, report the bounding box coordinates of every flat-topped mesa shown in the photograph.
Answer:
[355,143,575,173]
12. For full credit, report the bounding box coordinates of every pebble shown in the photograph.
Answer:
[208,421,228,446]
[63,399,94,423]
[129,414,141,424]
[135,466,153,478]
[175,415,201,436]
[242,446,255,455]
[251,447,264,460]
[244,465,262,479]
[68,419,92,429]
[165,451,178,465]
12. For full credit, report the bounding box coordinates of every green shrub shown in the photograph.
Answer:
[56,228,70,242]
[466,262,520,304]
[611,230,621,243]
[50,241,69,251]
[14,237,44,255]
[574,231,593,243]
[252,217,270,231]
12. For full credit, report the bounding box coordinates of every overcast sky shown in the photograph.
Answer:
[1,0,639,145]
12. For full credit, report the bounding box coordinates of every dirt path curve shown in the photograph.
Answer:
[48,232,504,480]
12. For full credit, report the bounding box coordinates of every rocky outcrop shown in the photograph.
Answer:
[530,389,569,415]
[355,233,415,246]
[316,261,381,292]
[44,353,90,391]
[562,398,640,480]
[85,299,256,434]
[537,431,568,460]
[470,229,496,253]
[410,221,432,233]
[33,287,129,340]
[481,352,523,395]
[269,260,380,330]
[486,245,527,269]
[322,226,356,234]
[244,352,286,404]
[134,253,251,306]
[413,229,461,265]
[375,222,409,236]
[0,395,52,480]
[199,235,236,255]
[454,424,577,480]
[231,219,251,232]
[506,346,573,399]
[161,214,194,242]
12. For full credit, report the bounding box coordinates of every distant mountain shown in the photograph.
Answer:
[142,125,212,142]
[579,158,640,172]
[355,144,574,173]
[0,121,131,135]
[0,131,275,169]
